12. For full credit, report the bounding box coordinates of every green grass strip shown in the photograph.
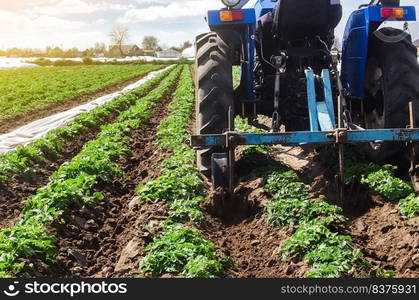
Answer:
[0,66,183,277]
[0,66,172,185]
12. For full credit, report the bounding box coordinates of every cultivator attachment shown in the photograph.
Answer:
[191,69,419,198]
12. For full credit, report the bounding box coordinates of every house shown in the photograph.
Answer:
[108,44,143,57]
[143,50,156,57]
[156,49,181,59]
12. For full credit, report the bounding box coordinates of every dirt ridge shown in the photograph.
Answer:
[26,86,177,278]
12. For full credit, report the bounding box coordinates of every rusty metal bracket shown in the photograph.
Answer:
[408,101,419,192]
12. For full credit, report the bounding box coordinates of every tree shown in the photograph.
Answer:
[82,48,95,57]
[169,41,192,53]
[109,25,129,57]
[93,43,106,56]
[170,46,182,52]
[142,36,158,51]
[181,41,192,51]
[46,46,65,58]
[64,48,79,58]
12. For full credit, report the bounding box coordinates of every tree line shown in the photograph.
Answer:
[0,25,192,58]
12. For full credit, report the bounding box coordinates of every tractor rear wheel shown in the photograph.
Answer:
[195,32,234,179]
[362,27,419,164]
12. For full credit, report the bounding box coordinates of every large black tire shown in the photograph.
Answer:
[362,27,419,164]
[195,32,234,176]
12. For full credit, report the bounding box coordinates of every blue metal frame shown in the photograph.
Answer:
[191,129,419,148]
[208,8,258,101]
[206,2,417,105]
[206,1,278,102]
[305,69,319,131]
[321,69,336,129]
[192,59,419,149]
[341,6,416,100]
[253,0,277,18]
[196,2,419,152]
[305,69,336,132]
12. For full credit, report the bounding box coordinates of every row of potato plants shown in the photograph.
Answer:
[345,163,418,218]
[235,117,365,278]
[264,168,365,278]
[136,66,226,278]
[0,66,172,185]
[0,66,183,278]
[0,64,163,120]
[320,145,418,218]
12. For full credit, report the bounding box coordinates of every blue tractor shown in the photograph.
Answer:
[191,0,419,198]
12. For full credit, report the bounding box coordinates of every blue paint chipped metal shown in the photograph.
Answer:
[317,102,334,131]
[305,69,319,132]
[321,70,336,128]
[191,129,419,148]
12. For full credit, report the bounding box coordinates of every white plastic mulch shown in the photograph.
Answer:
[0,66,172,154]
[0,56,192,70]
[0,57,38,70]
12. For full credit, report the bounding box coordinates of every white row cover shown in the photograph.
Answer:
[0,56,190,70]
[0,66,172,154]
[0,57,38,70]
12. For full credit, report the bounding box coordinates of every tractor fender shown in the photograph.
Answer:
[341,6,416,100]
[214,29,244,65]
[341,8,377,101]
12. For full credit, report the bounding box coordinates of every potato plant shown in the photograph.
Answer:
[346,163,418,217]
[140,222,223,278]
[137,66,225,278]
[136,66,205,223]
[0,66,182,277]
[0,67,174,185]
[0,64,163,119]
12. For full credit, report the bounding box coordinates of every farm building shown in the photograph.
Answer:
[156,49,181,59]
[108,44,143,57]
[143,50,156,57]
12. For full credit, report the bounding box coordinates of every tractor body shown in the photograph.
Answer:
[192,0,419,194]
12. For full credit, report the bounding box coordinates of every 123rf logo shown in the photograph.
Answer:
[3,281,128,297]
[3,281,20,297]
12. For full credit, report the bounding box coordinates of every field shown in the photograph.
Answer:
[0,64,163,132]
[0,64,418,279]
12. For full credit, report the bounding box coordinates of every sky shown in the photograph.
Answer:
[0,0,418,50]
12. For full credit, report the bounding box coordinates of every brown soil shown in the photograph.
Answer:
[197,144,418,278]
[310,148,419,278]
[25,88,176,278]
[348,201,419,278]
[190,145,332,278]
[0,70,165,231]
[17,109,419,278]
[0,70,159,134]
[0,131,97,230]
[196,171,310,278]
